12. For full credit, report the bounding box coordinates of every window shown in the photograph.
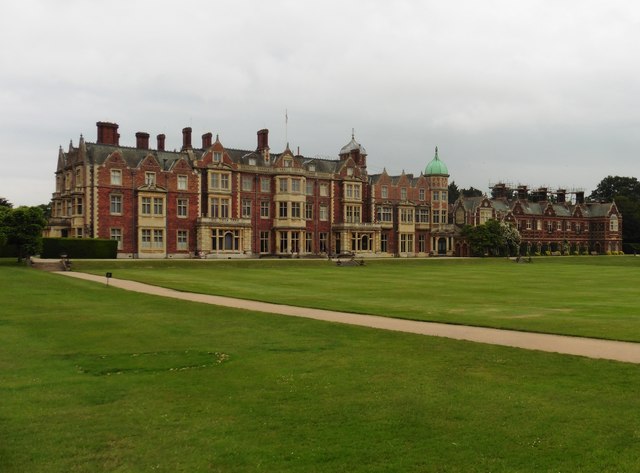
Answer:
[291,202,301,218]
[153,198,164,216]
[260,231,270,253]
[65,172,71,190]
[242,199,252,218]
[351,232,373,252]
[320,183,329,197]
[526,220,532,230]
[177,175,188,190]
[309,164,316,172]
[279,231,289,253]
[479,208,491,225]
[417,208,429,223]
[441,210,447,223]
[433,191,439,201]
[400,233,414,253]
[291,232,300,253]
[141,229,151,248]
[110,194,122,214]
[547,221,553,232]
[66,200,72,216]
[177,230,188,250]
[345,205,361,223]
[212,229,240,251]
[381,186,388,199]
[291,178,301,193]
[177,198,188,218]
[433,211,440,224]
[381,233,388,252]
[377,206,392,223]
[536,220,542,231]
[306,181,314,195]
[110,228,123,250]
[319,204,328,221]
[418,234,426,252]
[145,172,156,186]
[347,167,354,176]
[141,197,151,215]
[279,178,288,193]
[610,215,619,232]
[305,232,313,253]
[210,197,230,218]
[419,188,425,201]
[401,188,407,200]
[283,158,292,168]
[306,203,313,220]
[242,176,253,191]
[400,208,414,223]
[153,230,163,248]
[319,233,328,253]
[260,177,270,193]
[210,172,231,191]
[75,168,83,187]
[74,197,83,215]
[279,202,288,218]
[111,169,122,186]
[213,151,222,163]
[260,201,270,218]
[249,158,257,166]
[442,191,447,202]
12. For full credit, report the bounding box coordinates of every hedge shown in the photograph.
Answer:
[42,238,118,259]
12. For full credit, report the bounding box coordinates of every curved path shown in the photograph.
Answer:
[57,271,640,364]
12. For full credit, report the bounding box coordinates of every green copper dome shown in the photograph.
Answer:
[425,146,449,175]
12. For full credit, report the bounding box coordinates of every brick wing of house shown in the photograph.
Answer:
[46,122,457,258]
[451,183,623,256]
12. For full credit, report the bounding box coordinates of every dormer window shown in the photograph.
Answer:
[347,167,354,176]
[213,152,222,163]
[381,186,388,199]
[249,158,256,166]
[401,188,407,200]
[309,164,316,172]
[284,158,292,168]
[145,172,156,186]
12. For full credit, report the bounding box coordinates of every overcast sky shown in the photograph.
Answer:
[1,0,639,206]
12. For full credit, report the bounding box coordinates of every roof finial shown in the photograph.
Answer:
[435,146,439,159]
[352,128,355,139]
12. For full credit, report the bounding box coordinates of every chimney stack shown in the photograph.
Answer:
[257,129,269,151]
[182,127,192,150]
[135,132,150,149]
[202,132,212,149]
[517,185,528,200]
[557,189,566,203]
[96,121,119,145]
[157,134,166,151]
[576,191,585,204]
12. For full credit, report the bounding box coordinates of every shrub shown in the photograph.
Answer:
[42,238,117,259]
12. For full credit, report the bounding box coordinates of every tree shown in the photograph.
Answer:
[448,181,460,203]
[590,176,640,201]
[0,206,47,261]
[461,187,483,198]
[590,176,640,247]
[0,197,12,208]
[461,220,521,257]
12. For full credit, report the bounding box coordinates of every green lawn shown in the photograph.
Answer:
[2,260,640,472]
[73,256,640,342]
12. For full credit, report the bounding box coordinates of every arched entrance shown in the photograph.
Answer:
[438,237,447,255]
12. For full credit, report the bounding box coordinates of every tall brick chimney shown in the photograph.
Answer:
[557,189,566,203]
[157,134,166,151]
[202,132,212,149]
[576,191,585,204]
[182,127,192,150]
[96,122,119,145]
[136,132,150,149]
[257,129,269,151]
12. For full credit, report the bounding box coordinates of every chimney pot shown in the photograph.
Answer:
[96,121,119,145]
[157,134,166,151]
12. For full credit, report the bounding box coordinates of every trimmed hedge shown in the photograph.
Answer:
[42,238,118,259]
[0,244,18,258]
[623,243,640,255]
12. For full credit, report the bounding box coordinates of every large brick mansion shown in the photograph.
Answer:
[46,121,622,258]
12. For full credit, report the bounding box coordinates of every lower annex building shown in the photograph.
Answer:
[45,121,622,258]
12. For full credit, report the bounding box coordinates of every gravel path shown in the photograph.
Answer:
[57,271,640,364]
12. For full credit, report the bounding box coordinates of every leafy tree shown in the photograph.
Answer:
[461,220,520,257]
[448,181,460,203]
[0,206,47,261]
[461,187,483,198]
[0,197,12,208]
[590,176,640,201]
